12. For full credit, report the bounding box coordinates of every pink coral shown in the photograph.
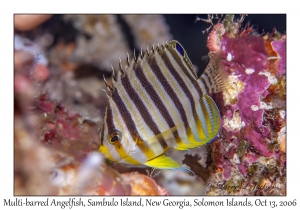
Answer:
[14,15,52,31]
[32,63,50,82]
[271,40,286,76]
[121,173,169,195]
[222,34,269,72]
[207,23,225,53]
[206,15,286,195]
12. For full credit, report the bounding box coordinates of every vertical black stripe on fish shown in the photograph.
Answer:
[112,90,156,157]
[203,72,215,92]
[159,51,205,141]
[199,96,211,135]
[106,102,116,131]
[146,54,194,141]
[167,46,197,81]
[120,75,169,150]
[100,124,105,145]
[200,77,210,94]
[203,96,218,132]
[105,102,126,160]
[167,48,204,97]
[134,62,181,147]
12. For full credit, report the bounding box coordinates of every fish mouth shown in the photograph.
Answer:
[99,144,134,163]
[99,145,114,161]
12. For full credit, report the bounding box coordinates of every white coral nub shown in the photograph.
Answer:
[258,71,278,85]
[227,53,232,61]
[223,111,245,132]
[245,68,255,74]
[251,105,259,111]
[222,74,244,105]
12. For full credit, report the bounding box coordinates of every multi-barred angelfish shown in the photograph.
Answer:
[99,40,227,171]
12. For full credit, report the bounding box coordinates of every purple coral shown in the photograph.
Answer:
[206,16,286,195]
[271,39,286,76]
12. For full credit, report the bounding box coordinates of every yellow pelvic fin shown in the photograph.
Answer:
[144,154,180,169]
[144,154,194,174]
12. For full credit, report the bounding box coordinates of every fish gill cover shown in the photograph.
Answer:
[14,14,285,195]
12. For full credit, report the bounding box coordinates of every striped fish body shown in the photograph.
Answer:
[99,40,227,170]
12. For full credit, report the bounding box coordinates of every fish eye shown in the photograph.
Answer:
[175,42,185,57]
[108,130,122,144]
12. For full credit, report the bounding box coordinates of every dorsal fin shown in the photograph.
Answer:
[197,50,228,95]
[146,46,150,57]
[163,40,199,81]
[103,75,112,97]
[111,40,206,95]
[111,65,117,82]
[133,49,137,61]
[125,52,130,68]
[118,58,125,75]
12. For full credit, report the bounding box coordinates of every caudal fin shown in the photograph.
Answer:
[197,50,228,95]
